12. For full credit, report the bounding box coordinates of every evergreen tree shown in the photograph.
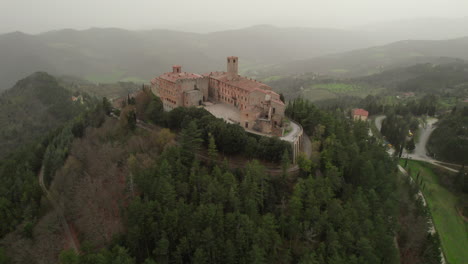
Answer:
[208,133,218,163]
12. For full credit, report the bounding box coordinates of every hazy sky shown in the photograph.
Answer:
[1,0,468,33]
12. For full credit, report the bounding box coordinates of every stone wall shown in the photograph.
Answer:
[183,90,203,107]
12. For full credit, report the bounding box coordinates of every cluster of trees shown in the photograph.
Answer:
[428,106,468,164]
[42,99,108,187]
[61,97,399,264]
[0,73,100,240]
[53,96,444,264]
[381,113,419,154]
[0,137,46,238]
[130,90,292,163]
[396,62,468,94]
[0,94,107,242]
[167,107,291,162]
[0,72,86,158]
[122,97,403,263]
[286,98,441,264]
[359,94,437,117]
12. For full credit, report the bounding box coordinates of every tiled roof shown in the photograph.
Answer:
[207,72,275,93]
[352,108,369,117]
[158,72,203,82]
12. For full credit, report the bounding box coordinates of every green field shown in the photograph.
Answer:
[399,160,468,264]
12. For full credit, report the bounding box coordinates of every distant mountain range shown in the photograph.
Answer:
[268,36,468,77]
[0,25,382,91]
[0,23,467,91]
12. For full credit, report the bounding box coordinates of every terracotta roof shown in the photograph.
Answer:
[158,72,203,82]
[352,108,369,117]
[272,99,285,106]
[207,72,275,93]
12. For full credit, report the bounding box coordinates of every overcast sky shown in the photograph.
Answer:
[1,0,468,34]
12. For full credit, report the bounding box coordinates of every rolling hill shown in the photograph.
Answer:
[0,25,385,91]
[0,72,86,158]
[270,36,468,77]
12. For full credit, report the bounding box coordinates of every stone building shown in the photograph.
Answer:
[151,56,285,135]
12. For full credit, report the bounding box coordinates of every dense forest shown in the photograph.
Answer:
[0,98,105,239]
[46,97,439,264]
[123,89,292,163]
[0,84,442,263]
[0,72,87,158]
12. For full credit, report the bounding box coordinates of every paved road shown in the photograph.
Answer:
[406,118,437,160]
[38,166,79,253]
[402,118,459,173]
[281,121,301,143]
[374,115,386,132]
[374,115,458,173]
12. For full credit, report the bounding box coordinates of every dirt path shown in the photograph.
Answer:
[38,166,79,253]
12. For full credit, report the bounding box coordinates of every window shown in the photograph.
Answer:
[245,122,248,128]
[273,108,276,114]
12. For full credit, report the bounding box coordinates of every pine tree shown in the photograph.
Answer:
[180,121,203,163]
[208,133,218,163]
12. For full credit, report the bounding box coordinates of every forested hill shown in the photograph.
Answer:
[0,93,441,263]
[0,72,85,158]
[0,26,385,91]
[270,36,468,77]
[355,62,468,89]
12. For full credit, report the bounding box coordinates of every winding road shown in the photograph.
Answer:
[374,115,458,173]
[374,115,386,132]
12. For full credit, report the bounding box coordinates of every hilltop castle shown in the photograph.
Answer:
[151,56,285,135]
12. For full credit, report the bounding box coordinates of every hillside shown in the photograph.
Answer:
[0,72,85,158]
[263,62,468,108]
[355,62,468,93]
[270,36,468,77]
[0,26,385,91]
[0,92,442,263]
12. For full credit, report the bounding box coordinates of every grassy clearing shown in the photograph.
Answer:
[399,160,468,264]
